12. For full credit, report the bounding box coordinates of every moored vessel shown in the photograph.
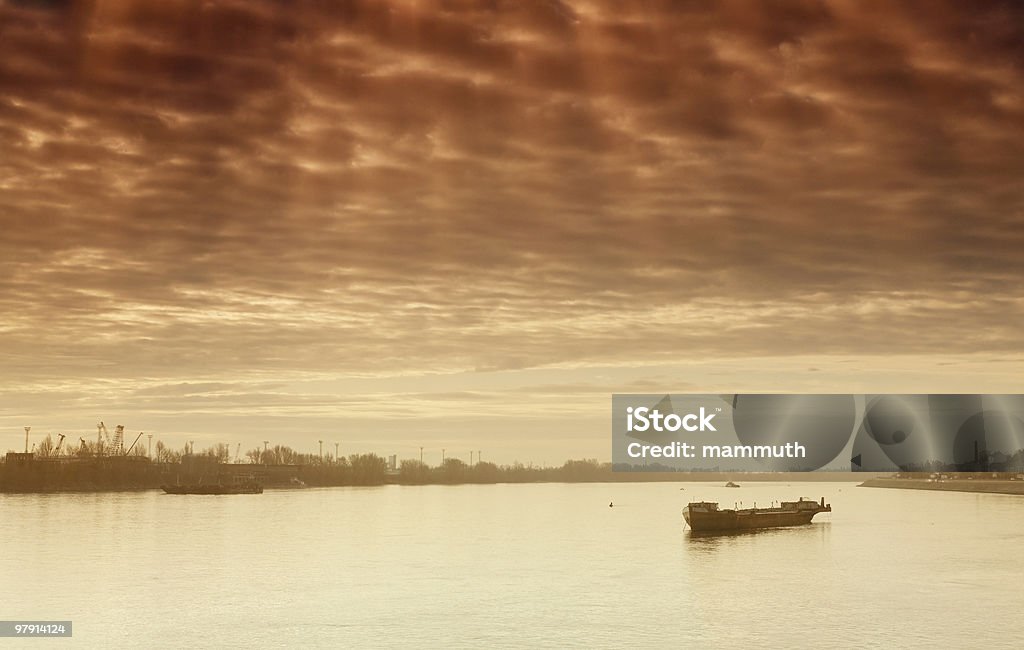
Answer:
[162,474,263,495]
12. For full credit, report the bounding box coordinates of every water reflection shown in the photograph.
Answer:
[684,522,831,553]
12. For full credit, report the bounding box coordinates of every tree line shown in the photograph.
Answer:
[295,456,618,487]
[7,438,711,488]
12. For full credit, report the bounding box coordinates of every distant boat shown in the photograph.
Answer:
[683,497,831,533]
[725,481,740,488]
[162,475,263,495]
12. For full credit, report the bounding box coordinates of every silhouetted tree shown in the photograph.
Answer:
[440,458,467,483]
[349,453,387,485]
[400,459,431,484]
[469,461,500,483]
[37,435,54,457]
[201,443,231,462]
[155,440,181,463]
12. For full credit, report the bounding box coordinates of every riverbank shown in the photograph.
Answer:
[859,477,1024,495]
[1,454,876,493]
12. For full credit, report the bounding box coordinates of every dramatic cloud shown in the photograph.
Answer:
[1,0,1022,460]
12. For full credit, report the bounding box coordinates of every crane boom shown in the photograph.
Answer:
[124,431,145,456]
[113,425,125,454]
[97,422,111,455]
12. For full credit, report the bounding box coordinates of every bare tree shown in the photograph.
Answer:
[37,434,54,457]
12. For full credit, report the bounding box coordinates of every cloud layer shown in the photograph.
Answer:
[2,0,1022,459]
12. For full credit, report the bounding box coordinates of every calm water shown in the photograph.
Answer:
[2,482,1022,649]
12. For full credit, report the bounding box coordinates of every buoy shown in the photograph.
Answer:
[609,501,613,508]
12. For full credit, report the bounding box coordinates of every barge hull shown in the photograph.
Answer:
[683,497,830,532]
[684,509,818,531]
[161,484,263,495]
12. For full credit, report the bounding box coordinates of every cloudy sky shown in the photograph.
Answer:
[1,0,1022,463]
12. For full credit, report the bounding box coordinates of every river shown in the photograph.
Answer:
[2,482,1022,648]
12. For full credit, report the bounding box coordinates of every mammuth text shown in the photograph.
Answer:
[626,442,806,459]
[702,443,805,458]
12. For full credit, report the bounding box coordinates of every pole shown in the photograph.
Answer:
[24,427,30,453]
[147,434,153,458]
[335,442,339,464]
[319,440,323,461]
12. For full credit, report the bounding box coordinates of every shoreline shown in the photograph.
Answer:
[859,477,1024,496]
[0,473,874,495]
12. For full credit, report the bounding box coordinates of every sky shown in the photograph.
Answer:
[1,0,1022,464]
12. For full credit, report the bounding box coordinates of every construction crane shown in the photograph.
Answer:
[113,425,125,455]
[97,422,111,455]
[53,433,66,457]
[124,431,144,456]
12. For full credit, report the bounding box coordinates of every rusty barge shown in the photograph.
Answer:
[683,497,831,532]
[162,474,263,495]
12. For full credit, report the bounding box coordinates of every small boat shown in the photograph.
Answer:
[162,474,263,495]
[725,481,740,488]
